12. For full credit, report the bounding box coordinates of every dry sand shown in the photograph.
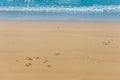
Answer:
[0,21,120,80]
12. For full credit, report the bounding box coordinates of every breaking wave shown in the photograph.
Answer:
[0,5,120,13]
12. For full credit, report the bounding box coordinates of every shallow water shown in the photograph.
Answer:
[0,0,120,21]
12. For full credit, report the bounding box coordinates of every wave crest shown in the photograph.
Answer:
[0,5,120,12]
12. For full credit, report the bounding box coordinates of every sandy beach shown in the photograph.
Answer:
[0,21,120,80]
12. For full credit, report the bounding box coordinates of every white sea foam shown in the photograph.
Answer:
[0,5,120,12]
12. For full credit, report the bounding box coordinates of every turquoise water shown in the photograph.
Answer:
[0,0,120,21]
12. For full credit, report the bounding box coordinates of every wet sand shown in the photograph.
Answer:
[0,21,120,80]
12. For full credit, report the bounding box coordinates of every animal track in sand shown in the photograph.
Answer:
[24,57,39,67]
[33,57,40,59]
[43,60,49,64]
[16,52,61,69]
[54,53,61,56]
[101,39,114,46]
[25,63,32,67]
[16,60,19,62]
[36,57,40,59]
[47,65,52,67]
[25,57,33,60]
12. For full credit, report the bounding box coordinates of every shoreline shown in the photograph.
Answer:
[0,20,120,23]
[0,19,120,23]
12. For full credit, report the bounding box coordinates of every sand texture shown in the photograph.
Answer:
[0,21,120,80]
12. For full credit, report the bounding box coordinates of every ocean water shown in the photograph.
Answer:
[0,0,120,21]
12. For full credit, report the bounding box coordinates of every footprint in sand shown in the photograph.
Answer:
[47,65,52,67]
[36,57,40,59]
[54,53,61,56]
[33,57,40,59]
[43,60,49,64]
[25,63,32,67]
[16,60,19,62]
[102,42,109,45]
[17,55,54,68]
[25,57,33,60]
[101,39,114,46]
